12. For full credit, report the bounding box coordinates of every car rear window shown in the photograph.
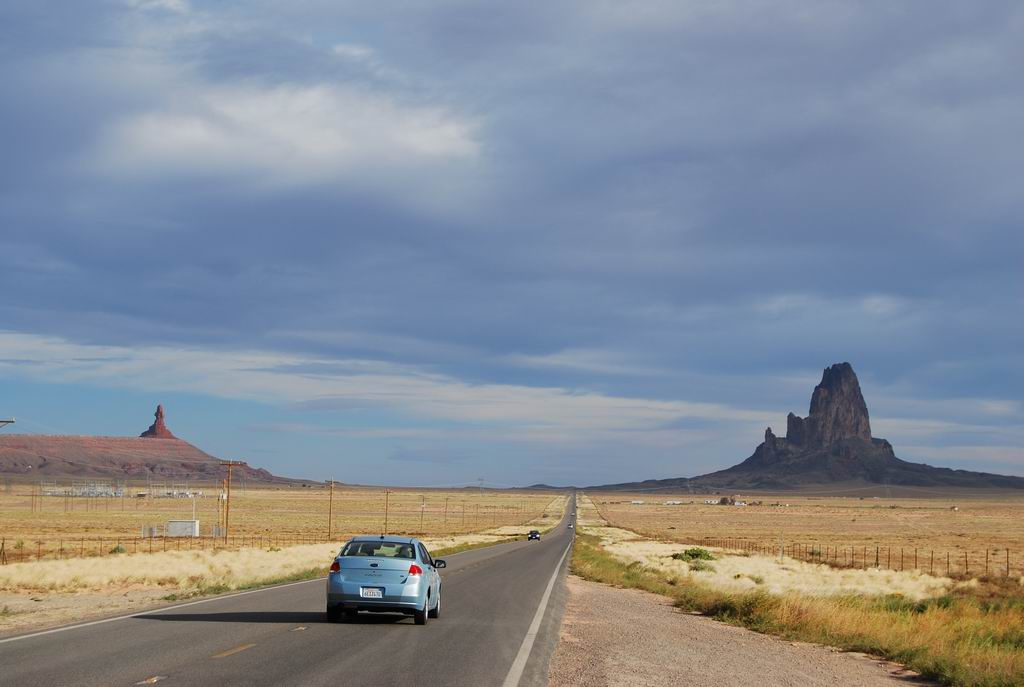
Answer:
[341,541,416,559]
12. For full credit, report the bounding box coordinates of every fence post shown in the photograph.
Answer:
[964,552,969,576]
[875,546,879,568]
[1007,549,1010,577]
[900,548,904,571]
[985,549,989,576]
[946,551,950,576]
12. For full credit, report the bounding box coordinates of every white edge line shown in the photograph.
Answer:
[0,536,528,646]
[501,537,573,687]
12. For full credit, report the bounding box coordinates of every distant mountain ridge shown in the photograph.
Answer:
[0,406,288,483]
[593,363,1024,491]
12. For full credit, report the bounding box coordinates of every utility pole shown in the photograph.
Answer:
[327,478,335,541]
[419,495,425,531]
[0,419,14,430]
[444,496,450,525]
[221,461,243,544]
[383,489,392,535]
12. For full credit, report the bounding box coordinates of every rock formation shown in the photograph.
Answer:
[0,406,291,483]
[139,404,176,439]
[590,362,1024,491]
[702,362,903,484]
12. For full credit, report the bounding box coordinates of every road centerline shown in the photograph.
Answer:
[211,643,256,659]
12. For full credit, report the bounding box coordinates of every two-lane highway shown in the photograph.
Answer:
[1,500,575,687]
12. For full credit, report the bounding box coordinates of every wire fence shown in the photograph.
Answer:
[0,534,336,564]
[697,536,1019,579]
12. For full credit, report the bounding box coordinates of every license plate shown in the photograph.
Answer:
[360,587,383,599]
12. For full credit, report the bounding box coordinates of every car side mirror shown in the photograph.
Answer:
[434,559,446,568]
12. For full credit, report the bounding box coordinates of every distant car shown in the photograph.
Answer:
[326,536,445,625]
[527,530,541,541]
[568,523,574,529]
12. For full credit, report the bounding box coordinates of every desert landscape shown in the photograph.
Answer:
[0,482,560,560]
[589,490,1024,577]
[567,493,1024,687]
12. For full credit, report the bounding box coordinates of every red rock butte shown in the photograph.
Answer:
[0,405,281,483]
[139,404,176,439]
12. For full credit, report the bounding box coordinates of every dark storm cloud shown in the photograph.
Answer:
[1,0,1021,482]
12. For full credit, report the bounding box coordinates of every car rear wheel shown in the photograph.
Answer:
[326,605,342,623]
[414,598,429,625]
[428,592,441,619]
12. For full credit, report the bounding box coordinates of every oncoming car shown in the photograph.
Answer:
[527,530,541,541]
[326,536,445,625]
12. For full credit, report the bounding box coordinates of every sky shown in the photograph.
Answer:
[1,1,1022,487]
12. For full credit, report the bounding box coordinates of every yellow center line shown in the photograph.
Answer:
[211,643,257,659]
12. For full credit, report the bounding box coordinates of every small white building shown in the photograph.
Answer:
[166,520,200,537]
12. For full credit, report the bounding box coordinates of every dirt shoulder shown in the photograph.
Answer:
[547,575,935,687]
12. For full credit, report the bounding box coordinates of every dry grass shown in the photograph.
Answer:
[579,495,960,600]
[0,484,563,546]
[0,498,565,596]
[589,489,1024,576]
[0,543,339,593]
[591,525,957,601]
[573,495,1024,687]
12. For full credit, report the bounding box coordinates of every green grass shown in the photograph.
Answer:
[672,547,715,562]
[571,532,1024,687]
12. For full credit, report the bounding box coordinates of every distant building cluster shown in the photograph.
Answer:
[37,479,204,498]
[40,480,125,497]
[701,496,765,506]
[136,483,204,498]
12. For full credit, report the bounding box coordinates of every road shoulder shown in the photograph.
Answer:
[547,575,936,687]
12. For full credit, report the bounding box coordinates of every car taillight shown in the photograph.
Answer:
[408,564,423,576]
[330,560,340,572]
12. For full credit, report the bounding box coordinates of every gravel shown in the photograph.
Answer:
[547,575,936,687]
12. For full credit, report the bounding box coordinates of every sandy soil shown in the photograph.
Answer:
[592,524,957,600]
[547,575,935,687]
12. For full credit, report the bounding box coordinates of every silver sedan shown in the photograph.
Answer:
[326,536,445,625]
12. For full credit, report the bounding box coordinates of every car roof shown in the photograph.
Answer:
[348,535,419,544]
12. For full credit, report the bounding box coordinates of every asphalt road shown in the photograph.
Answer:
[0,501,575,687]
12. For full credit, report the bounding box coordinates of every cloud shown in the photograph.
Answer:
[1,2,1022,482]
[93,81,479,190]
[124,0,190,13]
[0,332,773,444]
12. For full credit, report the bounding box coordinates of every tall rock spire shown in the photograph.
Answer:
[140,404,176,439]
[786,363,871,447]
